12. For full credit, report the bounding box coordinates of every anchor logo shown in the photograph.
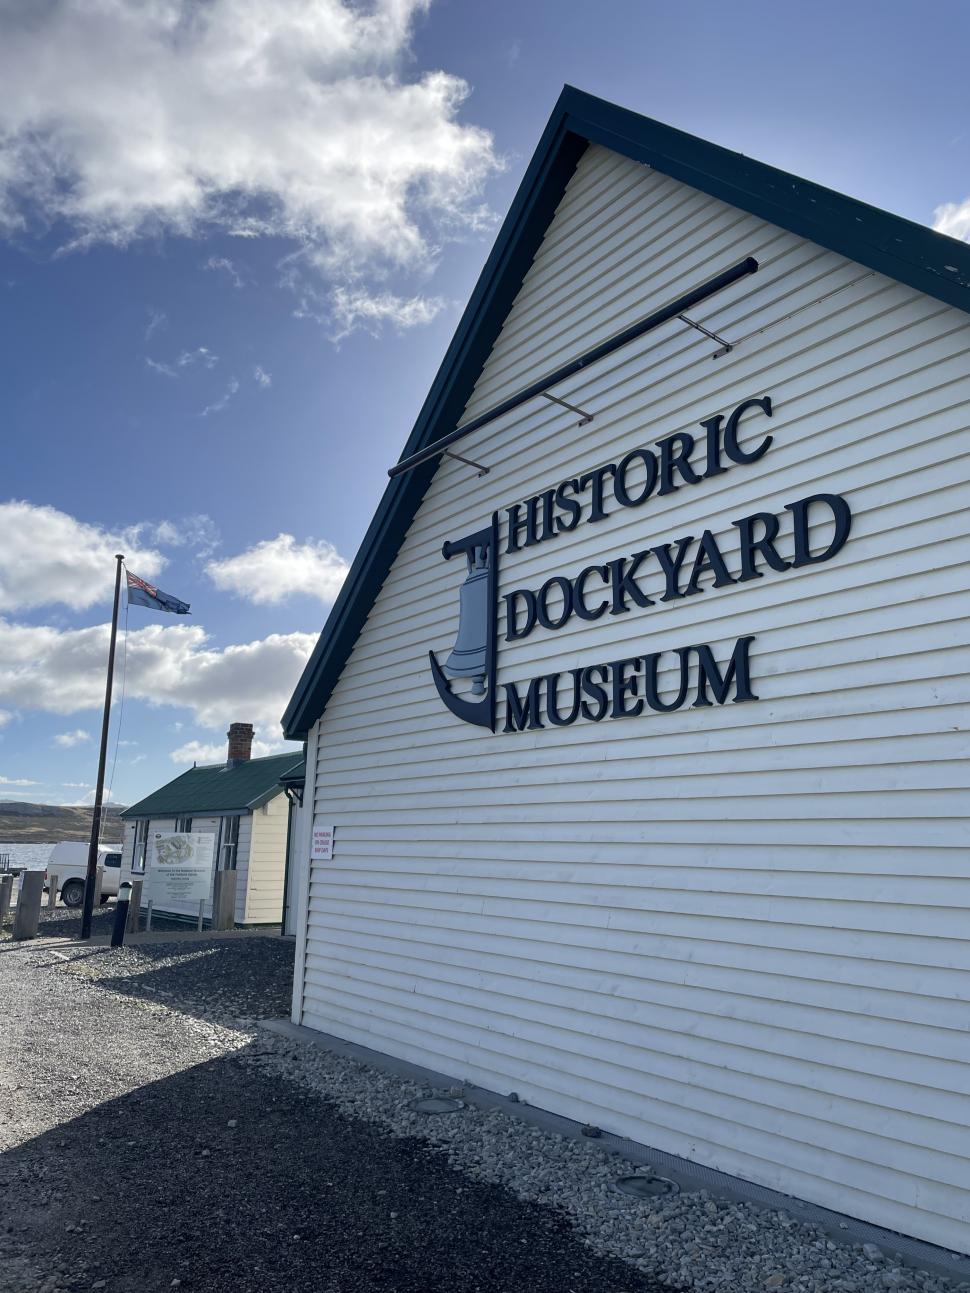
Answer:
[428,514,499,730]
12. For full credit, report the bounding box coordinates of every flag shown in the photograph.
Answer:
[126,571,190,615]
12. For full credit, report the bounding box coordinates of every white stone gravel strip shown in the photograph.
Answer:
[245,1030,970,1293]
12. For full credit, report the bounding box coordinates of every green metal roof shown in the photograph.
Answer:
[120,753,305,819]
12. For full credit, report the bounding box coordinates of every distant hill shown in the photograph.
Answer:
[0,801,125,844]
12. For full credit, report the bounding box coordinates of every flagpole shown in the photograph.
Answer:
[80,553,125,941]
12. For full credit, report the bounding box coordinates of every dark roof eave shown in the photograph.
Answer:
[120,806,250,820]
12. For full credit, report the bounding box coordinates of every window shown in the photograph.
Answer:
[133,820,149,874]
[175,816,193,832]
[103,853,121,869]
[221,816,240,870]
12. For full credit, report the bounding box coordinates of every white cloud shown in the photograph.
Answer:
[178,347,218,370]
[201,378,239,417]
[148,347,218,378]
[0,773,38,786]
[170,736,298,765]
[0,1,500,288]
[328,287,447,340]
[253,365,272,388]
[206,534,348,606]
[54,729,90,748]
[148,515,220,559]
[73,786,119,806]
[146,357,178,378]
[0,617,316,733]
[205,256,244,288]
[0,501,164,613]
[145,307,167,340]
[933,198,970,243]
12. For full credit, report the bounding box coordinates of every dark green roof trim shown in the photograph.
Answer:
[282,85,970,741]
[248,756,305,809]
[121,753,305,820]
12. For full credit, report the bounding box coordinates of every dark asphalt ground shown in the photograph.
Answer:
[0,937,668,1293]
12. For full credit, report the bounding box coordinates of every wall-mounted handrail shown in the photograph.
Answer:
[388,256,759,479]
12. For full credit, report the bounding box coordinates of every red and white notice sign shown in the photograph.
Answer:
[311,825,335,861]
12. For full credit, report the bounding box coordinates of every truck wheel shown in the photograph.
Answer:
[61,879,85,908]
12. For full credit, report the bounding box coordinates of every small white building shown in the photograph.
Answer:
[282,88,970,1252]
[121,723,304,927]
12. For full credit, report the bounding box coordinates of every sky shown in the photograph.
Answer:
[2,0,969,808]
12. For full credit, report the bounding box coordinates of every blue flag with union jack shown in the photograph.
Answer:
[126,571,190,615]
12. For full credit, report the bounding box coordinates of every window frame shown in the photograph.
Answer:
[175,816,193,833]
[132,820,149,874]
[220,815,240,871]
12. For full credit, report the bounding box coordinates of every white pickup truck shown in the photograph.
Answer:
[46,842,123,908]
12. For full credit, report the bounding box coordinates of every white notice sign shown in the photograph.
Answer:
[311,825,335,861]
[146,831,216,905]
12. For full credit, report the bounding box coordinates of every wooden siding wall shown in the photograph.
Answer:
[297,145,970,1250]
[245,793,288,924]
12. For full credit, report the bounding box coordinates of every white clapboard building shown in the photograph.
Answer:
[282,88,970,1252]
[121,723,304,927]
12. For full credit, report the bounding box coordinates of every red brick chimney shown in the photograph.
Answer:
[226,722,254,766]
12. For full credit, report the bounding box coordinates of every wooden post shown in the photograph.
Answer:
[12,870,44,941]
[211,869,237,931]
[0,874,12,929]
[47,873,58,909]
[93,866,104,907]
[145,899,154,932]
[126,879,143,934]
[197,898,205,932]
[111,884,132,947]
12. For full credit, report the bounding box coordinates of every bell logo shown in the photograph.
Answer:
[429,515,500,730]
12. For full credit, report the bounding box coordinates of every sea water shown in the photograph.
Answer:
[0,842,54,872]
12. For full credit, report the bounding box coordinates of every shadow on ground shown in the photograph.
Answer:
[56,936,295,1029]
[0,1049,665,1293]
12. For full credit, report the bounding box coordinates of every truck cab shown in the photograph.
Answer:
[45,843,122,908]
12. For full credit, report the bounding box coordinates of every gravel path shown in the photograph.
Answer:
[0,900,186,944]
[0,936,660,1293]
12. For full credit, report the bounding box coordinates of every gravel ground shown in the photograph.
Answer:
[0,900,186,944]
[246,1035,970,1293]
[0,936,660,1293]
[3,935,968,1293]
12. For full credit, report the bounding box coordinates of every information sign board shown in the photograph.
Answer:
[145,832,216,905]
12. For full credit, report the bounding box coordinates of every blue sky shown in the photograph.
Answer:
[2,0,968,807]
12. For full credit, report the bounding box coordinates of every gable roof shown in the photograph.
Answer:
[282,84,970,741]
[120,753,305,819]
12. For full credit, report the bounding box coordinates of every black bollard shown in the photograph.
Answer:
[111,881,132,947]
